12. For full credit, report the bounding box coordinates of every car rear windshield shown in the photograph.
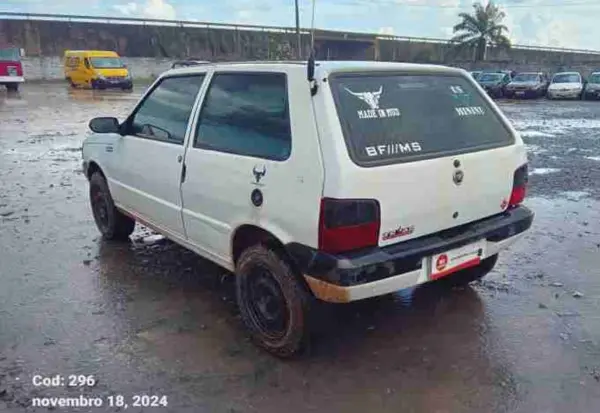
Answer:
[552,73,580,83]
[478,73,504,82]
[589,74,600,84]
[513,73,539,82]
[0,48,20,61]
[330,73,513,166]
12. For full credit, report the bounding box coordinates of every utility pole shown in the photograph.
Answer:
[295,0,302,59]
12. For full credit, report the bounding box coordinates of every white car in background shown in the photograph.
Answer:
[547,72,584,100]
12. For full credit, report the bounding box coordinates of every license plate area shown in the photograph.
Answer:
[430,240,485,281]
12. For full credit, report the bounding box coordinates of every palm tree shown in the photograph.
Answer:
[451,2,511,62]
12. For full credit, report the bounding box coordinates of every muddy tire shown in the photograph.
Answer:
[89,172,135,241]
[236,244,311,358]
[438,254,499,288]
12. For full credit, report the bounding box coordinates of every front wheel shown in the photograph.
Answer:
[89,172,135,241]
[236,244,312,358]
[6,83,19,92]
[438,254,499,288]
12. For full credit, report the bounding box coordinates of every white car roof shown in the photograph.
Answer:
[553,71,581,75]
[162,60,465,78]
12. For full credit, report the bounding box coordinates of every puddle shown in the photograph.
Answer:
[520,130,555,138]
[530,168,561,175]
[558,191,591,201]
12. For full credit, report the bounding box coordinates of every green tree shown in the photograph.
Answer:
[451,1,511,61]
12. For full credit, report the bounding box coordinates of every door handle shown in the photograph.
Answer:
[177,155,183,163]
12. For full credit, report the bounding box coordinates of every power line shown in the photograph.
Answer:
[329,0,600,9]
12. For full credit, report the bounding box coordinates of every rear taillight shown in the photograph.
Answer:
[318,198,380,254]
[509,164,528,207]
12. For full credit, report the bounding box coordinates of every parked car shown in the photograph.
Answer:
[171,59,210,69]
[0,47,25,92]
[546,72,584,100]
[82,61,534,357]
[477,71,512,98]
[470,70,482,80]
[582,72,600,100]
[504,72,549,99]
[64,50,133,90]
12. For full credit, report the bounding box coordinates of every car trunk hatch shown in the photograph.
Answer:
[328,72,520,248]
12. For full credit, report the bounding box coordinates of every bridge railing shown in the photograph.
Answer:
[2,11,600,55]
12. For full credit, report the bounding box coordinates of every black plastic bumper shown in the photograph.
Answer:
[286,206,534,287]
[91,79,133,89]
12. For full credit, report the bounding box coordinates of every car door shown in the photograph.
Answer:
[108,74,206,239]
[181,71,294,263]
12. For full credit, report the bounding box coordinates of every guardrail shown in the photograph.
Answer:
[2,11,600,55]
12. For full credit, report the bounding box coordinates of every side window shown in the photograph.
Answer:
[84,58,91,69]
[129,75,205,145]
[195,72,291,161]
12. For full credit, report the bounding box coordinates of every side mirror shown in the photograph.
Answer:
[89,117,120,134]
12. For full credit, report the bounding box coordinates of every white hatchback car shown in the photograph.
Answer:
[547,71,584,99]
[82,61,534,357]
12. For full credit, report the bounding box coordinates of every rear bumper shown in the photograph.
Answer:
[547,90,581,99]
[286,206,534,303]
[506,88,541,97]
[583,90,600,99]
[0,76,24,83]
[91,78,133,89]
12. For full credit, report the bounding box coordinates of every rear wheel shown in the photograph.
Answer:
[67,78,76,88]
[236,244,311,358]
[6,83,18,92]
[438,254,499,288]
[89,172,135,241]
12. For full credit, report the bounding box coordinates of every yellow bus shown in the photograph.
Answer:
[64,50,132,90]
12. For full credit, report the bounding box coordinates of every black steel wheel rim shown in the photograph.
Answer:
[245,265,289,340]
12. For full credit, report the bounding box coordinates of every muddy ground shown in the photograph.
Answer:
[1,84,599,412]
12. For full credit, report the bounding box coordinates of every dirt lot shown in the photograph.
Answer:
[1,84,600,412]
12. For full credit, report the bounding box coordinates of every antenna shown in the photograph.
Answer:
[310,0,316,52]
[307,0,318,96]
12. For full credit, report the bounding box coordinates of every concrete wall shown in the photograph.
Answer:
[3,18,600,80]
[21,56,172,80]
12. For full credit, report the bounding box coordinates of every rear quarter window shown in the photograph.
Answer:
[330,73,514,167]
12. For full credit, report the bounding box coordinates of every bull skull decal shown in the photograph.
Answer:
[344,86,383,110]
[253,165,266,183]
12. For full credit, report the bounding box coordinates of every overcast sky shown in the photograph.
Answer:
[2,0,599,50]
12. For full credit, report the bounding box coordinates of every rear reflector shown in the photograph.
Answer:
[318,198,380,254]
[509,164,528,207]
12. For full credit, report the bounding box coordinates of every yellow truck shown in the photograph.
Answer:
[64,50,132,90]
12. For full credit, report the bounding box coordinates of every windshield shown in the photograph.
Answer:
[552,73,581,83]
[478,73,503,82]
[0,48,20,61]
[513,73,539,82]
[90,57,125,69]
[588,74,600,84]
[330,73,512,166]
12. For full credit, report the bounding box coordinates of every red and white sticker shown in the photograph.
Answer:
[430,241,485,280]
